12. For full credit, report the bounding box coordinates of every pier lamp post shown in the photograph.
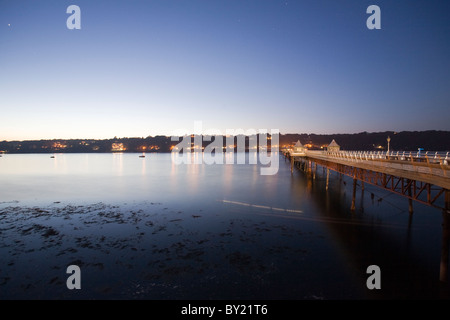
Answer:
[387,136,391,154]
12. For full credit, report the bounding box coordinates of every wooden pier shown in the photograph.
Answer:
[284,143,450,285]
[284,148,449,212]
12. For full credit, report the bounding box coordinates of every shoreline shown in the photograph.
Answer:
[0,200,332,300]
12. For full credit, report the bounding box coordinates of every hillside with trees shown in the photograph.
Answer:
[0,130,448,153]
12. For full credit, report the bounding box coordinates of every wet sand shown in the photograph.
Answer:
[0,200,337,300]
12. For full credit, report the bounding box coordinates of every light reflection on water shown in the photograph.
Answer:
[0,153,447,299]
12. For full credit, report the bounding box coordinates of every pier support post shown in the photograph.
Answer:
[440,190,450,293]
[351,178,357,211]
[408,181,414,214]
[361,171,365,191]
[313,162,317,180]
[326,169,330,190]
[440,206,449,284]
[290,156,294,174]
[446,190,450,214]
[308,160,312,176]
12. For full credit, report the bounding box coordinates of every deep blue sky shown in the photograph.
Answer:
[1,0,449,140]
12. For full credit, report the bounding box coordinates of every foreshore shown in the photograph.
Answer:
[0,200,320,300]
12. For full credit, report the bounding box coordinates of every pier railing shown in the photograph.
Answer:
[321,150,449,165]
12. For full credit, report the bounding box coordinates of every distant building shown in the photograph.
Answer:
[292,140,306,154]
[148,145,160,151]
[327,139,340,152]
[52,142,67,150]
[111,143,126,152]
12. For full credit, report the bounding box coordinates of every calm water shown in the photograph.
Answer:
[0,153,447,299]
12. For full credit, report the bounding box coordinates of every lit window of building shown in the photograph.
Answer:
[111,143,126,152]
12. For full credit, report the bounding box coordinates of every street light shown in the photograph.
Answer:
[387,136,391,154]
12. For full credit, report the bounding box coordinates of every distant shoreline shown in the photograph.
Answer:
[1,130,449,153]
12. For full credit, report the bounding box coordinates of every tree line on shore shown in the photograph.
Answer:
[0,130,448,153]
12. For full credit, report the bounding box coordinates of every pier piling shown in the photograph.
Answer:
[326,169,330,190]
[351,178,357,211]
[313,162,317,180]
[408,182,414,214]
[290,156,294,174]
[440,208,449,283]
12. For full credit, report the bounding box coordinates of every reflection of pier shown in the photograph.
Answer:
[283,142,450,289]
[305,179,447,299]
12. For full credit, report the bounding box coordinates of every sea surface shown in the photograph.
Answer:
[0,153,447,299]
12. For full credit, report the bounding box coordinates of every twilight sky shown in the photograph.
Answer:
[1,0,449,140]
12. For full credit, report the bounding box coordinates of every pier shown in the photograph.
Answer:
[283,141,450,287]
[284,146,449,212]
